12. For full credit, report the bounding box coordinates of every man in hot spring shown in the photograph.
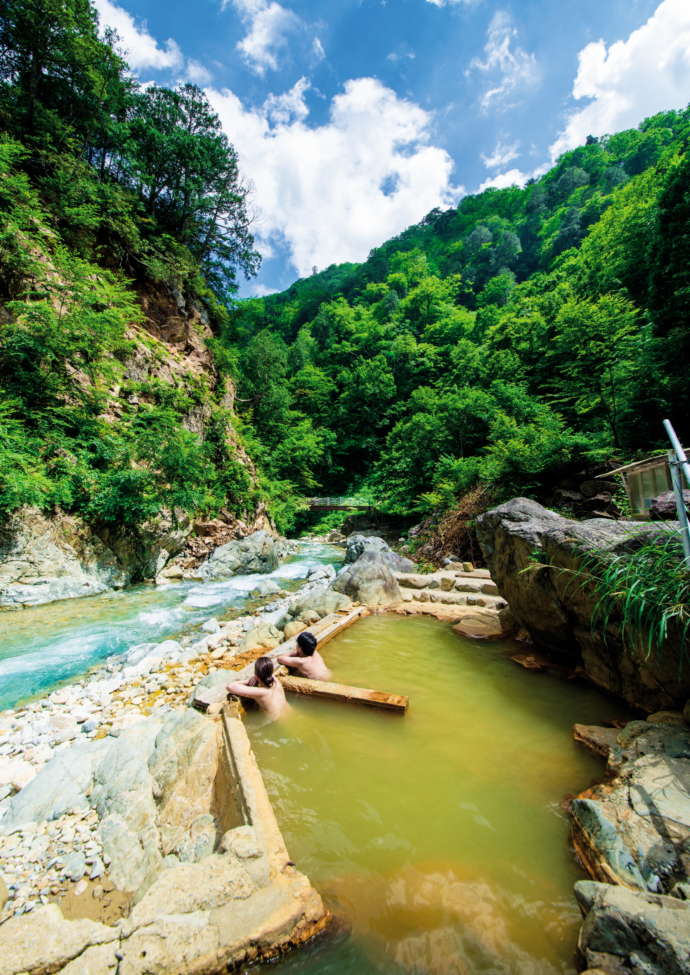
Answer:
[227,656,288,721]
[277,631,331,681]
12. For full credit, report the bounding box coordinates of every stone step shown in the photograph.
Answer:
[400,589,507,610]
[395,572,499,597]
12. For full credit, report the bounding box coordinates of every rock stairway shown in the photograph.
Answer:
[394,567,508,612]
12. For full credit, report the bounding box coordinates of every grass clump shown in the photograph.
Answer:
[583,530,690,666]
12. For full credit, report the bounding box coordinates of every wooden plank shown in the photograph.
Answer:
[281,675,408,713]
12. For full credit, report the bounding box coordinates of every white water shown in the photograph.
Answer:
[0,541,341,710]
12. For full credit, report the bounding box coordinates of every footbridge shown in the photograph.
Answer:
[306,496,373,511]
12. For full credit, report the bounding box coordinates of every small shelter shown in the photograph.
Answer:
[599,454,672,518]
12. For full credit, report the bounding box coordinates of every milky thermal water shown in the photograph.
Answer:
[249,614,630,975]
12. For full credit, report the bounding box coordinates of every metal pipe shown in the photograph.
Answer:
[663,418,690,488]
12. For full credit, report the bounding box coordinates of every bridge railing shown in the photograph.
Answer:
[307,496,372,509]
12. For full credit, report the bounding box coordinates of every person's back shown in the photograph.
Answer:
[226,656,288,720]
[277,631,331,681]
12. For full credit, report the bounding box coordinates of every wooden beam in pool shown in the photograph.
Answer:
[280,675,408,713]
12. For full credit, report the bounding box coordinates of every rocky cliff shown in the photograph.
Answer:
[0,285,268,608]
[476,498,689,712]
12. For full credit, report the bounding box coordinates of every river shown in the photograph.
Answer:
[0,540,342,711]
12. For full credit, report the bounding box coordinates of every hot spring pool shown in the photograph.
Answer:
[248,614,630,975]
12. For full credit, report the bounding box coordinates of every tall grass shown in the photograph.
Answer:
[581,530,690,666]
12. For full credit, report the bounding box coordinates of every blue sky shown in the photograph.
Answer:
[93,0,690,295]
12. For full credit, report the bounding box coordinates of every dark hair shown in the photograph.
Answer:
[254,656,275,687]
[296,631,317,656]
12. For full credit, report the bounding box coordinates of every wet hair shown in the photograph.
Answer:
[254,656,275,688]
[296,631,317,656]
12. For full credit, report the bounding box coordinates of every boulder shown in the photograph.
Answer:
[240,622,283,654]
[344,534,415,572]
[196,530,287,581]
[452,609,511,640]
[333,552,402,608]
[570,719,690,896]
[575,880,690,975]
[288,586,352,621]
[0,756,36,793]
[650,490,690,521]
[476,498,687,711]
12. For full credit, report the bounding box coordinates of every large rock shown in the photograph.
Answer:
[0,506,193,608]
[570,718,690,897]
[575,880,690,975]
[288,586,352,622]
[196,530,287,581]
[0,508,126,607]
[476,498,686,711]
[333,552,402,608]
[344,534,415,572]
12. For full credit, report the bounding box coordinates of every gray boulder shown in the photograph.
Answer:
[333,552,402,607]
[476,498,686,711]
[650,490,690,521]
[288,586,352,622]
[196,530,287,581]
[344,534,415,572]
[575,880,690,975]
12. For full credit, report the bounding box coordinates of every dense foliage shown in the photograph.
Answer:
[229,109,690,521]
[0,0,262,530]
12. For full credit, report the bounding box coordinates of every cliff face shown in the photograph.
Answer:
[0,284,268,608]
[476,498,689,712]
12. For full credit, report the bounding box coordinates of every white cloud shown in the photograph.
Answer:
[477,168,528,192]
[481,139,519,169]
[228,0,300,75]
[93,0,183,72]
[312,37,326,61]
[387,49,416,63]
[185,59,213,86]
[467,10,539,113]
[550,0,690,160]
[207,78,462,278]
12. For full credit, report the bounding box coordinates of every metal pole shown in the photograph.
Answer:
[668,452,690,566]
[663,418,690,488]
[663,419,690,567]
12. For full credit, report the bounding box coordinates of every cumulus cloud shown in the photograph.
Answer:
[226,0,300,75]
[93,0,183,72]
[207,78,462,277]
[550,0,690,160]
[481,139,519,169]
[477,168,528,192]
[467,10,539,113]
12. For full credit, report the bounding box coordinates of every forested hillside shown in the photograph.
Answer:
[0,0,265,538]
[229,109,690,525]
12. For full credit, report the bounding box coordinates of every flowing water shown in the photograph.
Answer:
[0,541,342,710]
[249,614,631,975]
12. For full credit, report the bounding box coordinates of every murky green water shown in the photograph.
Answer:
[249,615,630,975]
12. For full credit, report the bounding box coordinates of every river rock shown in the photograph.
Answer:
[333,552,402,608]
[288,586,352,622]
[476,498,687,711]
[0,903,117,975]
[344,534,415,572]
[0,757,36,793]
[575,880,690,975]
[196,530,287,581]
[240,622,283,654]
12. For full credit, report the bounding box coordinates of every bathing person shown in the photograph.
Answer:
[226,656,288,720]
[277,631,331,681]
